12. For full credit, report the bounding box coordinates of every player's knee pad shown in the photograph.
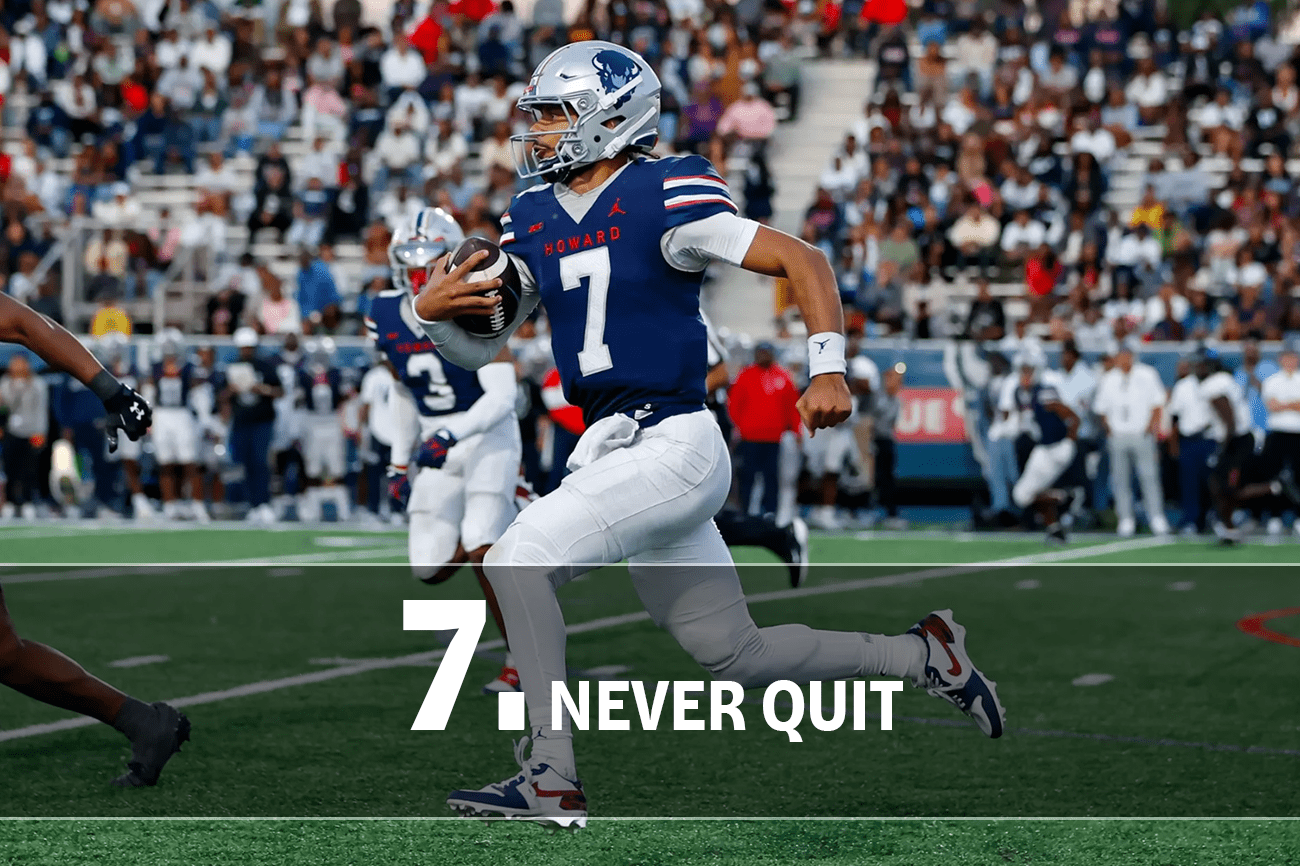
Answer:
[484,522,571,592]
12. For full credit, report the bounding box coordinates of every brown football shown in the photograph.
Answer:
[449,237,522,338]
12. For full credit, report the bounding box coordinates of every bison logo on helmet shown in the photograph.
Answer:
[591,49,639,108]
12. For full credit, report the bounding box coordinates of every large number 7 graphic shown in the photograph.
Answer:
[560,246,613,376]
[404,600,486,730]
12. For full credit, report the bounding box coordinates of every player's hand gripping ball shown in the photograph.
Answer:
[416,429,457,470]
[413,237,522,338]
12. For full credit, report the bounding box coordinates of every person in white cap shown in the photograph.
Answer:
[222,327,283,524]
[1093,340,1170,536]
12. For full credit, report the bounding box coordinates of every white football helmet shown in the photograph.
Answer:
[389,207,466,295]
[512,41,661,181]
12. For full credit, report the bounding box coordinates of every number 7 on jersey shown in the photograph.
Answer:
[559,247,613,376]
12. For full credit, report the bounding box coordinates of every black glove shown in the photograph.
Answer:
[103,383,152,453]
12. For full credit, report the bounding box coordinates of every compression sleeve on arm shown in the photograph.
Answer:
[660,212,762,272]
[438,362,517,441]
[386,380,420,469]
[412,254,541,370]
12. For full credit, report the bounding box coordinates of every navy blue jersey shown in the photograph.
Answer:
[502,153,738,425]
[298,365,343,413]
[366,288,483,417]
[152,362,193,409]
[1016,380,1069,445]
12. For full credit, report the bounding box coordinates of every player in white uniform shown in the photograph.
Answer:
[805,348,876,529]
[413,42,1006,827]
[296,338,351,522]
[1005,348,1080,543]
[98,336,154,520]
[369,207,524,693]
[145,331,208,522]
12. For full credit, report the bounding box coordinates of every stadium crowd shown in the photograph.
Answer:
[0,0,1299,542]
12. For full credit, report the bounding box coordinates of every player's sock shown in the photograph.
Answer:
[111,696,155,740]
[528,729,577,780]
[860,632,927,681]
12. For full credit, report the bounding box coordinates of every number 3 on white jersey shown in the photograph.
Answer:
[559,247,613,376]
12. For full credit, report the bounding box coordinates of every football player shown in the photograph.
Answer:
[146,330,209,522]
[99,335,155,520]
[1006,347,1080,544]
[368,207,524,694]
[0,293,189,786]
[296,338,351,522]
[413,42,1006,827]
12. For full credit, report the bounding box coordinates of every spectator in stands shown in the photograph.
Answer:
[287,178,332,248]
[191,24,231,78]
[372,119,422,193]
[326,177,370,242]
[92,182,141,228]
[380,32,427,98]
[254,274,304,336]
[964,279,1005,341]
[251,66,297,142]
[88,285,132,337]
[729,342,801,518]
[947,203,1001,278]
[0,354,49,519]
[296,248,341,334]
[1001,209,1047,269]
[7,251,40,305]
[716,82,777,148]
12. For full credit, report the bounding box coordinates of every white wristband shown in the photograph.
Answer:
[807,332,847,377]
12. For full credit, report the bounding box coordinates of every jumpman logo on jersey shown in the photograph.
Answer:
[608,198,626,217]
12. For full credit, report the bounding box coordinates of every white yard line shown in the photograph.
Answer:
[0,547,409,584]
[0,536,1165,743]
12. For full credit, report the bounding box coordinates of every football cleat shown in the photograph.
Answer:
[786,516,809,588]
[1045,522,1068,545]
[111,702,191,787]
[482,666,522,695]
[447,738,587,829]
[907,609,1006,739]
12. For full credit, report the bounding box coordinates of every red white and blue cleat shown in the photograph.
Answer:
[907,609,1006,738]
[481,665,521,695]
[447,738,587,829]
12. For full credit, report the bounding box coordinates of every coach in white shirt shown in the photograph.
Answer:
[1166,356,1215,533]
[1094,344,1170,536]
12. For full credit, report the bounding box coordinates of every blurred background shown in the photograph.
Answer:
[0,0,1298,540]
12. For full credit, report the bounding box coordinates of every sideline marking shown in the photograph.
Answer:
[1072,673,1114,687]
[0,547,408,584]
[1237,607,1300,648]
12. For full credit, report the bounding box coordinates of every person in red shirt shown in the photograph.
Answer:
[728,342,802,516]
[1025,244,1062,321]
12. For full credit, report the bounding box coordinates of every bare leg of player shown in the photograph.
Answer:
[470,544,517,693]
[159,465,178,518]
[0,585,189,785]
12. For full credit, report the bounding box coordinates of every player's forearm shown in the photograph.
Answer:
[441,362,516,441]
[0,295,107,391]
[413,292,538,371]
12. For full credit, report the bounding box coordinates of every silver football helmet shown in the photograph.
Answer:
[512,41,661,181]
[388,207,466,294]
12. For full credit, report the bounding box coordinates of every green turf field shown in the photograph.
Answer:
[2,526,1297,861]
